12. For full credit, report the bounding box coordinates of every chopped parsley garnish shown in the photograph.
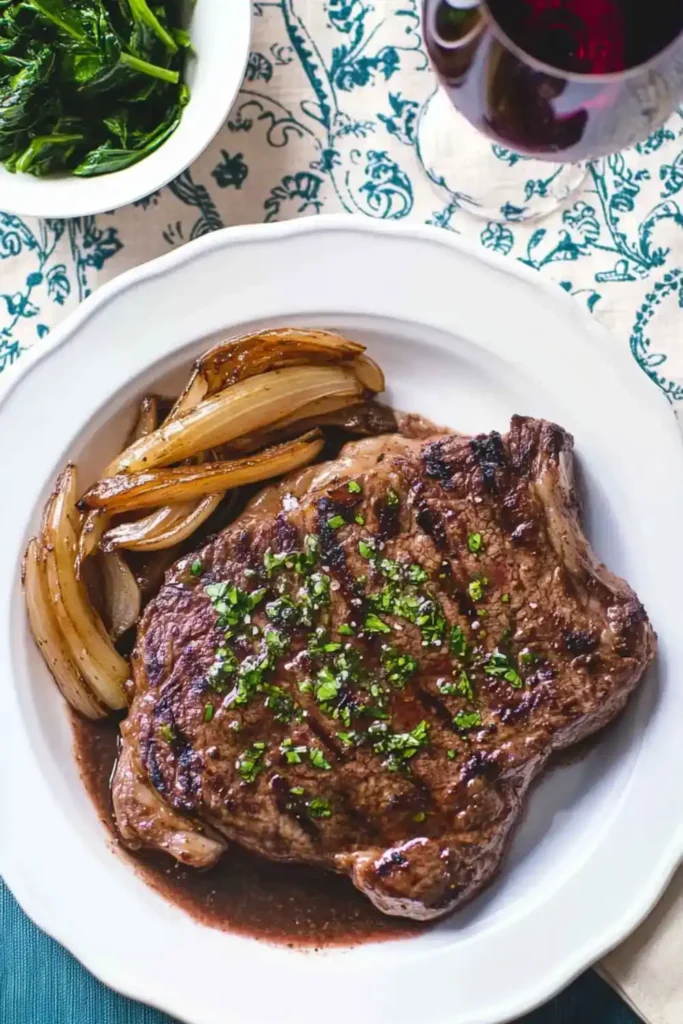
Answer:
[309,747,332,771]
[205,581,266,633]
[290,786,305,796]
[485,649,523,689]
[519,648,537,666]
[264,628,289,658]
[280,739,307,764]
[381,645,418,689]
[447,749,457,760]
[237,741,266,783]
[453,710,482,731]
[190,559,203,577]
[308,627,342,657]
[413,811,426,823]
[265,595,301,628]
[207,646,238,691]
[501,593,510,604]
[449,625,468,658]
[159,724,175,743]
[337,730,360,747]
[313,666,343,704]
[386,488,400,506]
[467,532,484,554]
[263,685,297,723]
[355,514,365,525]
[307,796,333,818]
[263,537,318,577]
[263,548,293,575]
[364,612,392,634]
[415,598,445,646]
[338,623,355,636]
[369,719,430,772]
[457,670,474,700]
[408,564,429,584]
[327,514,345,530]
[358,539,375,560]
[438,672,472,698]
[203,702,214,722]
[379,557,402,581]
[348,480,362,494]
[468,579,485,602]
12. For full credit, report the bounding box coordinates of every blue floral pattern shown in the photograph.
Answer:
[0,0,682,403]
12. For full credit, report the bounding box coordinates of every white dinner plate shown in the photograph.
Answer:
[1,217,682,1024]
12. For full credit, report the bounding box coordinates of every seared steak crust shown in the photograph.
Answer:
[112,417,656,920]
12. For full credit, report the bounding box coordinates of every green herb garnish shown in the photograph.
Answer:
[307,796,333,819]
[485,649,523,689]
[338,623,355,636]
[159,723,175,743]
[309,748,332,771]
[348,480,362,494]
[237,741,266,783]
[467,532,484,554]
[190,559,203,577]
[203,702,214,722]
[453,710,482,731]
[381,645,418,689]
[369,719,430,772]
[355,514,365,525]
[358,539,375,560]
[364,612,392,634]
[386,488,400,506]
[468,579,485,602]
[449,625,468,657]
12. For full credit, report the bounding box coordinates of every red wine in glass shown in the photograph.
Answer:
[423,0,683,162]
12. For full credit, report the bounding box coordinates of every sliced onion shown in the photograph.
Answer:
[23,538,106,720]
[99,503,194,553]
[352,354,385,393]
[82,431,325,514]
[130,395,159,442]
[105,494,223,552]
[44,466,128,710]
[100,552,142,639]
[196,327,365,395]
[104,366,361,475]
[76,509,109,575]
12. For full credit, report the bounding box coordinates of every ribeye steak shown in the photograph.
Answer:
[112,416,655,920]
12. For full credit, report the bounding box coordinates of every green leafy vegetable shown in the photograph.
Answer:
[0,0,190,177]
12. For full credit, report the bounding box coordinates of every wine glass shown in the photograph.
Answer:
[420,0,683,221]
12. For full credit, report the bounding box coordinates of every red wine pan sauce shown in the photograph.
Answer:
[71,714,426,947]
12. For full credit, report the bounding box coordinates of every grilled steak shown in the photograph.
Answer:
[112,417,656,921]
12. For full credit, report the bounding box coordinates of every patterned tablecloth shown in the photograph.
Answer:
[1,0,680,1021]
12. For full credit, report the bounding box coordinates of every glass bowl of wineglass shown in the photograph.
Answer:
[419,0,683,221]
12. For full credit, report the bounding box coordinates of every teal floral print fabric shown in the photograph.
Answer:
[1,0,682,410]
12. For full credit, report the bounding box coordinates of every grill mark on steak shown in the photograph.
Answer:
[412,489,447,549]
[470,432,508,492]
[269,774,320,841]
[112,418,656,923]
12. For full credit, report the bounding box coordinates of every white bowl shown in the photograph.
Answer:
[0,0,251,219]
[1,218,683,1024]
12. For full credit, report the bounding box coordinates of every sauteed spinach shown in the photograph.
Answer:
[0,0,190,177]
